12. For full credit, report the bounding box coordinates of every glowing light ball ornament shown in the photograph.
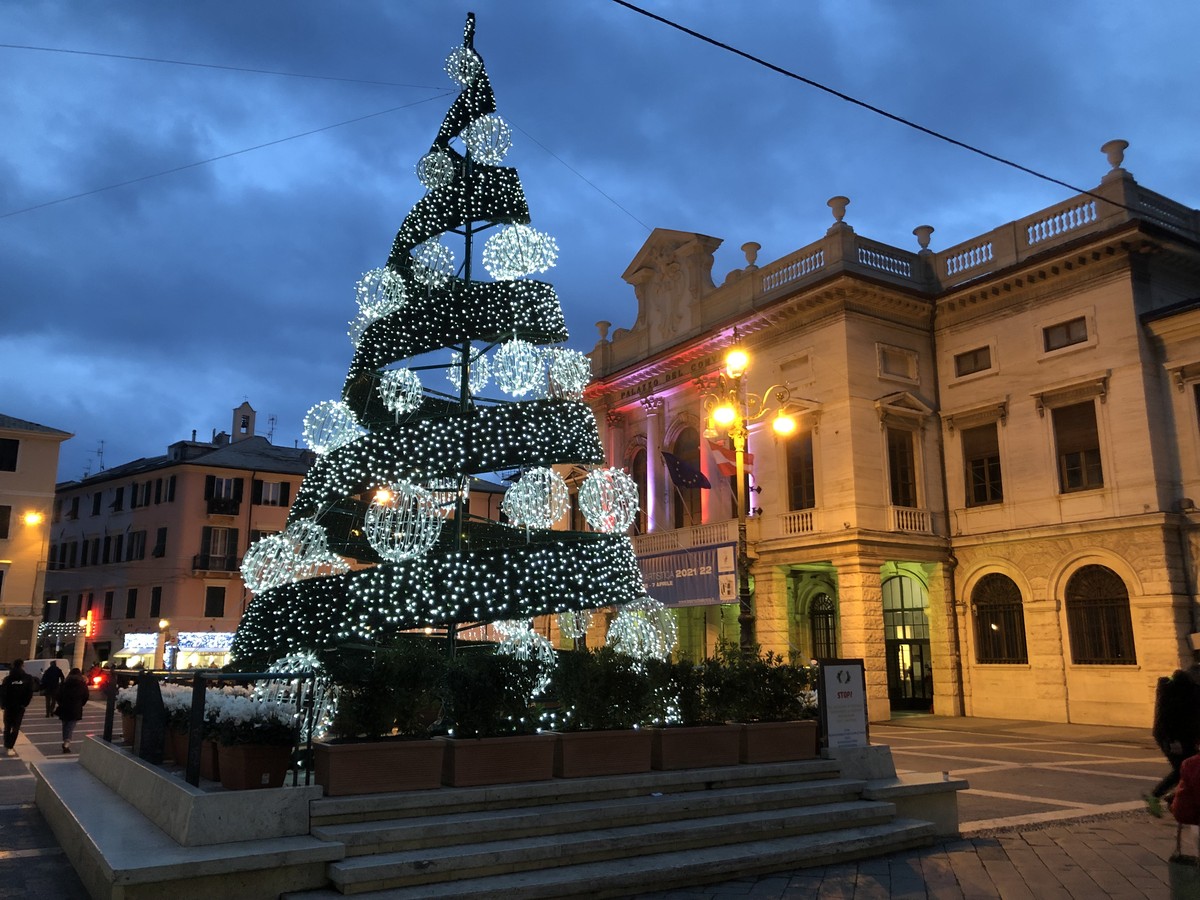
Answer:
[349,267,406,347]
[482,224,559,281]
[426,476,465,517]
[287,519,350,581]
[501,467,569,529]
[579,468,640,533]
[378,368,424,417]
[255,652,337,743]
[446,350,490,394]
[548,348,591,400]
[445,46,482,87]
[240,533,296,593]
[491,339,544,397]
[606,596,677,662]
[303,400,364,454]
[494,619,556,698]
[364,480,444,561]
[412,238,456,288]
[557,608,593,641]
[461,113,512,165]
[416,149,455,191]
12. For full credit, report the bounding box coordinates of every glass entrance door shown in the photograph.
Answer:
[882,574,932,711]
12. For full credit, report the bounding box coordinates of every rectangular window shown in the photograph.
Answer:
[204,586,226,618]
[1043,316,1088,352]
[209,527,232,558]
[886,428,918,508]
[125,588,138,618]
[112,533,123,562]
[954,346,992,377]
[1052,402,1103,492]
[90,538,100,566]
[102,536,111,564]
[69,497,79,520]
[152,527,167,558]
[166,475,176,502]
[154,478,163,504]
[103,590,114,619]
[91,493,102,516]
[53,498,61,523]
[787,430,816,510]
[111,486,124,511]
[67,542,78,568]
[253,480,290,507]
[962,423,1003,506]
[127,530,147,561]
[0,438,17,471]
[212,477,236,499]
[149,586,162,619]
[0,505,9,540]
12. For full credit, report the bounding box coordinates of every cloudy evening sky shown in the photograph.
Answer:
[2,1,1197,483]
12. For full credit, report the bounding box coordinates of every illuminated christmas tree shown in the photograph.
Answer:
[231,15,646,667]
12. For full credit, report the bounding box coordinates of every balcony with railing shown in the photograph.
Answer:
[206,497,241,516]
[192,553,239,573]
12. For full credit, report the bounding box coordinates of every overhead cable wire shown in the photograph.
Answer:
[610,0,1141,215]
[0,43,441,89]
[0,93,453,219]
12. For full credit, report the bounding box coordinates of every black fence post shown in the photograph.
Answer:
[185,672,207,786]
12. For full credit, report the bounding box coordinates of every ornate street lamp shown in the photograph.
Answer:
[703,339,798,655]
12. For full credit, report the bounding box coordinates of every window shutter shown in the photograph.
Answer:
[252,479,264,504]
[200,526,212,556]
[154,478,162,504]
[229,528,240,559]
[233,478,244,502]
[204,475,215,500]
[167,475,176,502]
[281,482,291,506]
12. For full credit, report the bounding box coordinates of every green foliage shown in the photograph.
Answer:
[443,649,542,738]
[706,639,815,723]
[550,648,652,731]
[324,638,447,740]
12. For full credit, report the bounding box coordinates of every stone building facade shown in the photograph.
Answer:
[585,142,1200,726]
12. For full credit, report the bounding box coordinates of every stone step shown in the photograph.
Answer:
[329,799,896,893]
[309,758,843,827]
[316,777,869,856]
[282,817,936,899]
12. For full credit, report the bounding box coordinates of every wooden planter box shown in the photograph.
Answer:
[553,729,652,778]
[649,725,740,770]
[314,738,445,796]
[738,720,819,764]
[438,733,555,787]
[200,738,220,781]
[120,713,135,746]
[217,743,291,790]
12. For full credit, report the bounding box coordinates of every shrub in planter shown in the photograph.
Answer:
[706,640,811,724]
[324,637,447,740]
[443,649,542,738]
[550,647,651,732]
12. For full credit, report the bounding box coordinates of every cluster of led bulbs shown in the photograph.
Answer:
[606,596,677,663]
[443,341,590,401]
[241,519,350,594]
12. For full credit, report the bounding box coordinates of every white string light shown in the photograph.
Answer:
[501,467,569,529]
[416,149,456,191]
[557,608,593,641]
[378,368,424,418]
[548,348,591,400]
[363,481,445,561]
[607,596,677,662]
[411,237,456,287]
[446,349,490,394]
[303,400,364,454]
[482,224,559,281]
[445,46,482,87]
[579,468,640,533]
[495,619,556,698]
[461,113,513,165]
[491,338,544,397]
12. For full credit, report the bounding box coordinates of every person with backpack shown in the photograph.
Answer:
[1,660,36,757]
[1147,667,1200,816]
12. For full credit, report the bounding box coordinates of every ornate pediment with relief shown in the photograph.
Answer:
[875,391,935,431]
[622,228,723,350]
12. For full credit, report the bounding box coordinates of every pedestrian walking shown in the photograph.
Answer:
[1147,667,1200,816]
[1,660,36,757]
[55,668,89,754]
[40,660,64,717]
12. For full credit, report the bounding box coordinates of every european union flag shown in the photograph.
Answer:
[661,451,711,490]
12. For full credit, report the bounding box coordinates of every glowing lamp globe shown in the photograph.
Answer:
[725,347,749,378]
[772,412,798,436]
[713,405,737,427]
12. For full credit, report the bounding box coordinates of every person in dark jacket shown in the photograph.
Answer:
[1,659,36,757]
[55,668,89,754]
[40,660,64,718]
[1147,668,1200,816]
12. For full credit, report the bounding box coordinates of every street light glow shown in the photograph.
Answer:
[725,347,749,379]
[22,511,43,527]
[772,412,798,436]
[713,404,737,427]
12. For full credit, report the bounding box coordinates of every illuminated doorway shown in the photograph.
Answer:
[882,573,932,711]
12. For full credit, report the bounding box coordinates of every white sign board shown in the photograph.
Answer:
[818,659,869,749]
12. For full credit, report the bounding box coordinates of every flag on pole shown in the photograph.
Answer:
[661,451,711,490]
[707,439,753,477]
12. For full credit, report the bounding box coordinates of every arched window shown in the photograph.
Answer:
[809,593,837,660]
[672,426,702,528]
[971,573,1027,663]
[630,448,647,534]
[1065,564,1136,665]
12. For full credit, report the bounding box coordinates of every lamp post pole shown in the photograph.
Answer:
[730,411,755,656]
